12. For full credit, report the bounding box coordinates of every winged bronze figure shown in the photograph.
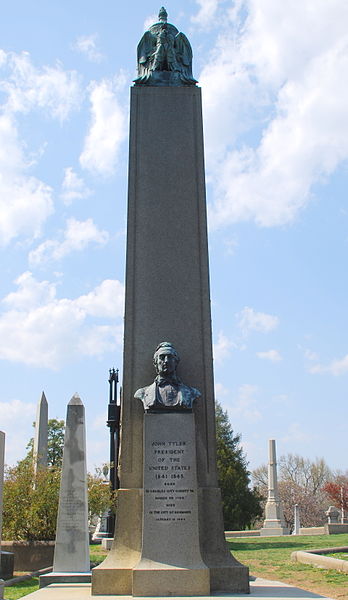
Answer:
[134,7,197,86]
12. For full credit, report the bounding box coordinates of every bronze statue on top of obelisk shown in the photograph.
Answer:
[92,8,249,596]
[134,7,197,86]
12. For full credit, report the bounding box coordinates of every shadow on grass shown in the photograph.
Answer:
[227,540,304,551]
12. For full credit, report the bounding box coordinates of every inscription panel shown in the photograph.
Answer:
[142,412,204,567]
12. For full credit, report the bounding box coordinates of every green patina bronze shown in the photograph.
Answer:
[134,7,197,86]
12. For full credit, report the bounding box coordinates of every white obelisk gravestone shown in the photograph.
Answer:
[33,391,48,474]
[92,7,249,596]
[40,394,90,587]
[260,439,289,536]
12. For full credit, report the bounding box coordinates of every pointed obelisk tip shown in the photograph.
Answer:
[69,393,83,405]
[40,391,48,404]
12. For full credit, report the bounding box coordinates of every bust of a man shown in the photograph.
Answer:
[134,342,201,411]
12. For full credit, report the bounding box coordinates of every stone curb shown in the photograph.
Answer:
[2,566,52,587]
[291,548,348,573]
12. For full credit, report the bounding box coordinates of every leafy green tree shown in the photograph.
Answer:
[2,460,60,540]
[215,401,263,530]
[26,418,65,468]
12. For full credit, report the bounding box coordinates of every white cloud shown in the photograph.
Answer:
[0,50,82,120]
[73,34,103,63]
[213,331,234,363]
[80,77,127,176]
[200,0,348,227]
[0,399,36,465]
[282,422,309,444]
[191,0,220,27]
[0,272,124,369]
[310,354,348,376]
[60,167,92,205]
[215,382,229,398]
[29,218,109,265]
[0,114,53,245]
[237,306,279,336]
[256,349,282,362]
[229,383,261,423]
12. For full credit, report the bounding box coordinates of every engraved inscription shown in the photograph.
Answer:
[144,438,196,523]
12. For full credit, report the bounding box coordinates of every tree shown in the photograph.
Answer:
[26,418,65,468]
[252,454,332,530]
[323,474,348,514]
[215,401,263,530]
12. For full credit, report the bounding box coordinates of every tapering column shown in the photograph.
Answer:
[33,391,48,474]
[260,439,289,536]
[40,394,90,587]
[92,8,248,596]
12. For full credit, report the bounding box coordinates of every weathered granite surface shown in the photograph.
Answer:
[33,392,48,474]
[92,85,249,595]
[41,395,89,587]
[133,412,209,595]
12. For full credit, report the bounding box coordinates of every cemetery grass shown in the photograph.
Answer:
[228,534,348,600]
[4,577,39,600]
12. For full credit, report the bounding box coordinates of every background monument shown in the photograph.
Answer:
[92,7,249,596]
[40,394,90,587]
[260,439,289,536]
[33,391,48,475]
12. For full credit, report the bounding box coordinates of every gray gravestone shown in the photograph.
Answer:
[40,394,90,587]
[33,391,48,474]
[260,439,289,536]
[293,504,300,535]
[92,8,249,596]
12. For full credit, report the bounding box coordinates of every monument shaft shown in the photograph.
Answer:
[92,84,249,595]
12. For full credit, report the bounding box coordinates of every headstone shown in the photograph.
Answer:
[40,394,90,587]
[293,503,300,535]
[260,439,289,536]
[326,505,340,524]
[92,8,249,596]
[33,391,48,474]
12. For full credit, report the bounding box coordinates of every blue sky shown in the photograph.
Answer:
[0,0,347,476]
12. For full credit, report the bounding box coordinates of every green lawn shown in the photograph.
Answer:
[4,537,348,599]
[228,533,348,600]
[4,578,39,600]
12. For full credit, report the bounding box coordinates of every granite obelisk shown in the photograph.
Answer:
[92,7,249,596]
[40,394,90,587]
[260,439,289,536]
[33,391,48,474]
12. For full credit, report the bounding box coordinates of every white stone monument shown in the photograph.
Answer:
[33,391,48,474]
[260,439,289,536]
[293,503,300,535]
[40,394,90,587]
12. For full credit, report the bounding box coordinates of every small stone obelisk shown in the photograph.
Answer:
[33,391,48,474]
[293,503,300,535]
[260,439,289,536]
[40,394,90,587]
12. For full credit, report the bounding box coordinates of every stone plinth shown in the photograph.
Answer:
[92,84,249,595]
[41,395,89,588]
[133,412,209,596]
[260,439,288,537]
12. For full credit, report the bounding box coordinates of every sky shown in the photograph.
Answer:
[0,0,347,477]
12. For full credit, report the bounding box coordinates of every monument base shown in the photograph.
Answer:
[260,520,289,537]
[40,572,91,588]
[133,562,210,596]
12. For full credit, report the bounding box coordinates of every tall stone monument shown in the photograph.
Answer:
[40,394,90,587]
[33,391,48,474]
[92,7,249,596]
[260,439,289,536]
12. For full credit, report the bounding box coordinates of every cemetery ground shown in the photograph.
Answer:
[3,535,348,600]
